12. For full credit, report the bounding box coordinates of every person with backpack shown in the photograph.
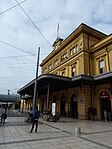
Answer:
[29,106,40,133]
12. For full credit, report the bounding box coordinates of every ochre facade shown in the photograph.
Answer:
[39,24,112,120]
[18,23,112,120]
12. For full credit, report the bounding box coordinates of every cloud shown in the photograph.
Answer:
[0,0,112,94]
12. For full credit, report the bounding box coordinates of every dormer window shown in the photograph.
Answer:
[52,38,63,50]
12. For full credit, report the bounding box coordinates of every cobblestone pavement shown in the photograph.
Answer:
[0,111,112,149]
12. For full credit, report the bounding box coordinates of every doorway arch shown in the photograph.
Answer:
[99,91,111,120]
[60,95,66,116]
[70,94,78,118]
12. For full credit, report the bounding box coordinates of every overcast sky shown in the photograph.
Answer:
[0,0,112,95]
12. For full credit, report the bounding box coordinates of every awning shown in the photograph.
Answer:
[0,94,20,102]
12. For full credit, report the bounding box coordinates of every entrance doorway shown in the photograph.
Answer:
[99,91,111,120]
[70,94,78,118]
[60,96,66,116]
[41,99,44,113]
[60,101,66,116]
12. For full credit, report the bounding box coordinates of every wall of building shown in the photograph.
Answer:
[109,44,112,71]
[37,84,95,120]
[38,25,112,120]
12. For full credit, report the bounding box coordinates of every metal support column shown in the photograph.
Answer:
[46,84,50,112]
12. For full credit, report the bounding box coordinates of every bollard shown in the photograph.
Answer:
[75,127,81,136]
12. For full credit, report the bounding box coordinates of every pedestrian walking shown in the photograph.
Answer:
[104,109,108,121]
[29,106,40,133]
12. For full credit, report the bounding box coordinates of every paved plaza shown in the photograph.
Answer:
[0,111,112,149]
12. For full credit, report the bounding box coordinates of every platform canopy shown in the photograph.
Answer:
[17,73,93,96]
[0,94,20,102]
[17,72,112,97]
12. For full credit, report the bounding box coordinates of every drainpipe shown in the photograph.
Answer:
[88,34,93,116]
[88,34,91,75]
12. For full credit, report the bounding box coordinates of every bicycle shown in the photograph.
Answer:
[25,112,33,123]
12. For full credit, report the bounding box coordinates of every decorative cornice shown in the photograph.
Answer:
[40,23,107,66]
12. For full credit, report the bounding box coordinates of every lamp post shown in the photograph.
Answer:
[33,47,40,111]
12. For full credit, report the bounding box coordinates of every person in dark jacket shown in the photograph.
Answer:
[87,106,92,120]
[29,106,40,133]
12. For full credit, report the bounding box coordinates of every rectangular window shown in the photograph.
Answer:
[73,47,76,53]
[61,55,63,61]
[70,49,73,55]
[61,52,68,61]
[48,64,52,70]
[62,71,65,76]
[64,52,68,59]
[75,44,78,52]
[43,67,47,73]
[54,59,59,66]
[70,43,79,56]
[99,60,105,74]
[72,67,76,77]
[79,40,83,50]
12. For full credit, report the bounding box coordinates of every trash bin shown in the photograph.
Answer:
[75,127,81,136]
